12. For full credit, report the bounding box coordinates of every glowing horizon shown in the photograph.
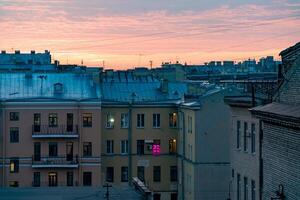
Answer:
[0,0,299,69]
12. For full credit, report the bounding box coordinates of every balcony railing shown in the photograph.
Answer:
[32,125,79,138]
[32,181,79,187]
[32,155,79,168]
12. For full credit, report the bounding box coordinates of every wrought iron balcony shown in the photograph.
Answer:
[32,155,79,168]
[32,125,79,138]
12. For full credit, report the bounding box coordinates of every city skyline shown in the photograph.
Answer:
[0,0,299,68]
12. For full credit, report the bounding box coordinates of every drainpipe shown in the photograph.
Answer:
[259,120,263,200]
[1,103,5,187]
[128,101,133,186]
[178,108,185,200]
[77,101,81,186]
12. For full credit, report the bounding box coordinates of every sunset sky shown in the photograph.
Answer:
[0,0,300,69]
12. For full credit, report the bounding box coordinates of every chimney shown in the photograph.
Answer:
[31,50,35,54]
[15,50,20,54]
[160,79,168,93]
[1,50,6,54]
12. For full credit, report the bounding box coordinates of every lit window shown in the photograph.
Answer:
[10,158,19,173]
[169,139,177,154]
[152,140,161,156]
[106,114,115,128]
[169,113,177,128]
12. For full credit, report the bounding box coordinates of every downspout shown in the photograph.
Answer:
[128,102,133,186]
[1,103,5,187]
[77,101,81,186]
[259,120,263,200]
[178,108,185,200]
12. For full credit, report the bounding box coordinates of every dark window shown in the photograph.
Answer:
[121,140,128,154]
[137,140,144,155]
[244,177,248,200]
[83,142,92,157]
[169,113,177,128]
[83,172,92,186]
[66,142,73,161]
[10,127,19,143]
[67,171,73,186]
[10,112,19,121]
[121,166,128,182]
[152,113,160,128]
[251,123,256,153]
[171,193,178,200]
[67,113,73,132]
[121,113,129,128]
[83,113,92,127]
[187,116,192,133]
[49,142,58,157]
[153,193,161,200]
[49,113,58,127]
[251,180,256,200]
[34,142,41,161]
[10,158,19,173]
[137,166,145,182]
[137,114,145,128]
[170,166,177,182]
[232,169,235,178]
[106,167,114,182]
[237,121,241,149]
[33,113,41,132]
[106,140,114,154]
[244,122,248,151]
[153,166,161,182]
[237,174,241,200]
[33,172,40,187]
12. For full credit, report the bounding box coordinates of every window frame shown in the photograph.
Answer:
[83,113,92,127]
[152,113,161,128]
[137,114,145,128]
[10,127,19,143]
[83,142,92,157]
[121,113,129,128]
[9,112,19,121]
[48,113,58,127]
[169,113,178,128]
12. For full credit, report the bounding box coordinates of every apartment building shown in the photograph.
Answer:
[224,95,263,200]
[251,42,300,199]
[0,72,102,187]
[178,88,232,200]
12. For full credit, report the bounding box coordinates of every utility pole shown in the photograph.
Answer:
[103,183,112,200]
[149,60,153,69]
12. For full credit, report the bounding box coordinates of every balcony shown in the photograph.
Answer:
[32,155,79,168]
[32,125,79,139]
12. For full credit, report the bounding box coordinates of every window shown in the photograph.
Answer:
[48,172,57,186]
[83,113,92,127]
[153,193,161,200]
[251,180,256,200]
[153,166,161,182]
[10,158,19,173]
[152,114,160,128]
[10,127,19,143]
[67,171,73,186]
[106,167,114,182]
[169,139,177,154]
[137,114,145,128]
[137,166,145,182]
[251,123,256,153]
[188,144,193,160]
[9,181,19,187]
[33,172,40,187]
[121,113,129,128]
[10,112,19,121]
[237,174,241,200]
[170,166,178,182]
[152,140,160,156]
[106,113,115,128]
[49,142,58,157]
[171,193,178,200]
[237,121,241,149]
[137,140,144,155]
[187,116,192,133]
[232,169,235,178]
[33,113,41,132]
[169,113,177,128]
[121,140,128,154]
[106,140,114,154]
[83,142,92,157]
[49,113,58,127]
[244,122,248,152]
[66,113,73,132]
[83,172,92,186]
[244,177,248,200]
[121,166,128,182]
